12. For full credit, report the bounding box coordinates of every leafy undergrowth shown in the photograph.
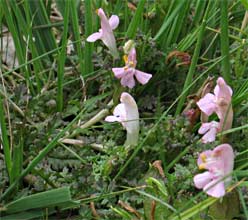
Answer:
[0,1,248,220]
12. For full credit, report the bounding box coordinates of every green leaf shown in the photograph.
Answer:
[4,187,73,214]
[146,177,168,198]
[111,206,134,219]
[208,190,240,220]
[169,197,217,220]
[143,177,171,220]
[2,201,79,220]
[1,210,46,220]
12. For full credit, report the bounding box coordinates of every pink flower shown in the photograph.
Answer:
[87,8,119,59]
[197,77,233,131]
[193,144,234,198]
[112,48,152,88]
[198,121,220,143]
[105,92,139,145]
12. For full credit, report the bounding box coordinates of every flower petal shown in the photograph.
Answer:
[105,116,119,122]
[112,68,126,79]
[214,77,233,100]
[98,8,112,32]
[87,32,102,42]
[197,150,213,167]
[135,70,152,85]
[120,74,136,89]
[213,144,234,182]
[197,93,216,116]
[109,15,119,30]
[203,179,225,198]
[128,48,137,65]
[201,127,217,143]
[120,92,139,146]
[199,121,219,144]
[113,103,126,120]
[97,8,119,58]
[194,172,213,189]
[120,92,139,134]
[198,123,212,134]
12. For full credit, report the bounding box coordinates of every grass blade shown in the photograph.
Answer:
[70,0,84,77]
[4,187,73,214]
[2,0,35,95]
[125,0,146,39]
[175,1,212,115]
[154,0,186,40]
[2,201,79,220]
[84,0,94,75]
[164,0,190,48]
[56,0,70,111]
[0,95,12,181]
[169,197,217,220]
[10,134,23,189]
[220,0,231,83]
[9,1,43,92]
[28,0,57,60]
[191,0,207,27]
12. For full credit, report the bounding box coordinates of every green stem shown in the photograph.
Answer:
[125,130,139,147]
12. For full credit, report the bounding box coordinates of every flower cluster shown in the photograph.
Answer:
[194,77,235,198]
[87,8,152,146]
[197,77,233,143]
[87,8,152,89]
[87,8,235,199]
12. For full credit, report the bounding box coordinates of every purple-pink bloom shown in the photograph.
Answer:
[198,121,220,143]
[105,92,139,145]
[112,48,152,88]
[197,77,233,131]
[193,144,234,198]
[87,8,119,59]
